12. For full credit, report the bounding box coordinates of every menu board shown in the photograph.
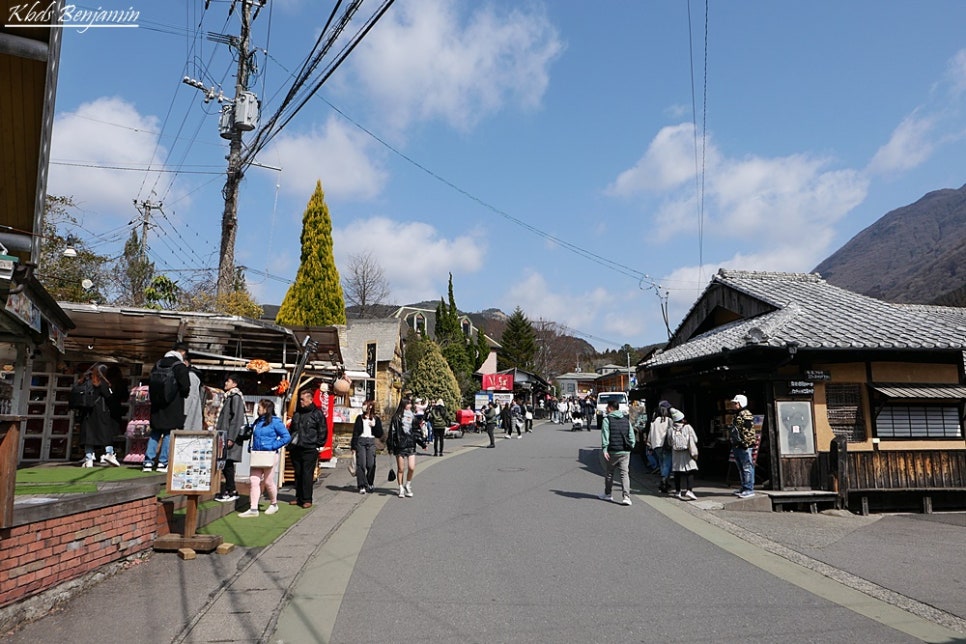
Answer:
[167,431,218,494]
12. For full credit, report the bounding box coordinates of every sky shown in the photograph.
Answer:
[45,0,966,351]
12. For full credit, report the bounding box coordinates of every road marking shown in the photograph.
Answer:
[640,494,965,643]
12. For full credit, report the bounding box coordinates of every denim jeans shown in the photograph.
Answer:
[145,429,170,466]
[654,446,672,480]
[603,452,631,498]
[733,445,755,492]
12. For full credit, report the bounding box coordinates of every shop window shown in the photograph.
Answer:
[825,383,866,442]
[875,404,962,439]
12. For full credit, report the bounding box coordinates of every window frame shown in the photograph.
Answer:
[873,402,963,440]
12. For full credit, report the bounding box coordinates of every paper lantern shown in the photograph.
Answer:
[333,377,351,395]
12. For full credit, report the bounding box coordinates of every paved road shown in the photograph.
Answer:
[6,420,964,643]
[273,425,961,643]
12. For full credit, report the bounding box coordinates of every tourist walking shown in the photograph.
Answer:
[668,408,699,500]
[484,401,498,447]
[288,388,327,508]
[387,398,425,497]
[238,399,290,518]
[145,342,191,473]
[428,399,451,456]
[214,373,245,503]
[729,394,757,498]
[351,400,383,493]
[648,401,674,493]
[599,399,635,505]
[77,364,125,467]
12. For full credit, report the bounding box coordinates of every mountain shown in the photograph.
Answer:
[813,184,966,305]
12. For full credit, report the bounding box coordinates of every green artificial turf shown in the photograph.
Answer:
[15,464,160,496]
[196,501,306,548]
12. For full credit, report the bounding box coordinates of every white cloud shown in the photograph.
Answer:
[332,216,485,304]
[606,123,709,196]
[49,96,168,218]
[347,0,564,131]
[866,112,936,176]
[943,48,966,96]
[265,117,387,200]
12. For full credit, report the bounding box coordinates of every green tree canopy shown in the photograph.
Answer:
[498,306,537,371]
[276,180,346,327]
[35,195,111,303]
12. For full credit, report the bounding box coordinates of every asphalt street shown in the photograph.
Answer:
[6,420,965,644]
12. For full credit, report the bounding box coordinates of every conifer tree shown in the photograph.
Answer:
[406,340,461,412]
[276,180,346,326]
[498,306,537,370]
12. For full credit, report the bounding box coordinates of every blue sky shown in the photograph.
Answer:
[47,1,966,350]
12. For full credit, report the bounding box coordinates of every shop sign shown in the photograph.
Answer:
[365,342,376,402]
[5,290,41,332]
[788,380,815,396]
[804,370,831,381]
[49,321,66,353]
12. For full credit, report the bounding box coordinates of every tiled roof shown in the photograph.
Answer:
[644,270,966,368]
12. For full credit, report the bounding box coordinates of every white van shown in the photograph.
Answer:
[595,391,629,428]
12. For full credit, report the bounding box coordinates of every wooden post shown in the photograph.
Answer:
[0,417,24,529]
[184,496,199,537]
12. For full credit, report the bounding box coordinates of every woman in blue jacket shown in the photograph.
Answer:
[239,399,290,518]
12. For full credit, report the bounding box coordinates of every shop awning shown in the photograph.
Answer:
[871,385,966,400]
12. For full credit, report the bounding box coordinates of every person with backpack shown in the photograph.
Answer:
[668,408,699,501]
[144,342,191,473]
[598,399,635,505]
[647,401,674,494]
[729,394,757,498]
[77,364,125,468]
[427,398,451,457]
[214,373,245,503]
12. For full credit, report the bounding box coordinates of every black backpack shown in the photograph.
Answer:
[68,379,97,410]
[149,360,180,406]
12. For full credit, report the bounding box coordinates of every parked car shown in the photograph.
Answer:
[595,391,629,428]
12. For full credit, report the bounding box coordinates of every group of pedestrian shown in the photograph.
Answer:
[548,395,595,428]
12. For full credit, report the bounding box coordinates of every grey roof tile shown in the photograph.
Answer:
[645,270,966,368]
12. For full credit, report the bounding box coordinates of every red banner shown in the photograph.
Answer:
[482,373,514,391]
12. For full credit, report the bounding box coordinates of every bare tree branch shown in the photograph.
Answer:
[342,250,391,317]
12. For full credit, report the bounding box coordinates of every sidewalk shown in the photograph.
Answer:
[6,430,966,641]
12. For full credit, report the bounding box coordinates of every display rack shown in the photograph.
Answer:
[123,385,151,463]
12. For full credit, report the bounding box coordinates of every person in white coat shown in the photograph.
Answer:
[668,408,699,501]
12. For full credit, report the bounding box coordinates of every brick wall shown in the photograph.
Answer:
[0,497,162,609]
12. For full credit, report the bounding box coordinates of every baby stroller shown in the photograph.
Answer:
[571,409,584,431]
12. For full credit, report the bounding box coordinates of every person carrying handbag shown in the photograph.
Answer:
[238,399,290,518]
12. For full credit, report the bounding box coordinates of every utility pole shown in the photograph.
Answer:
[184,0,259,299]
[218,0,253,299]
[133,198,162,257]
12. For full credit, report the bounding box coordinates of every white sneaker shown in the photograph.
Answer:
[101,453,120,467]
[359,487,367,495]
[398,486,406,498]
[684,490,698,501]
[141,462,153,472]
[621,496,632,506]
[156,464,168,473]
[404,483,413,498]
[238,508,259,518]
[598,493,613,502]
[81,459,94,468]
[265,504,279,515]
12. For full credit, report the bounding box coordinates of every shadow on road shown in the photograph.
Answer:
[549,489,602,500]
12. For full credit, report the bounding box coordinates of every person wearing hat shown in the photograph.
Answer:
[668,408,699,500]
[427,398,451,456]
[729,394,757,498]
[648,400,674,493]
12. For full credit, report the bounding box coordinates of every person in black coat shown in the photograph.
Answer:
[387,397,426,498]
[288,388,327,508]
[144,343,191,473]
[79,364,127,467]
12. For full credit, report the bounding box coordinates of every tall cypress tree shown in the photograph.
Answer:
[276,180,346,326]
